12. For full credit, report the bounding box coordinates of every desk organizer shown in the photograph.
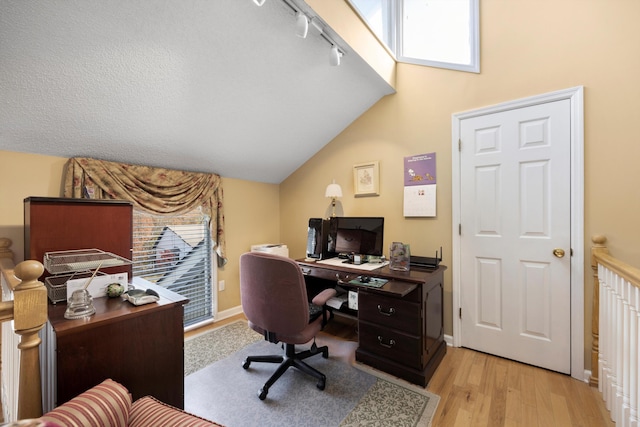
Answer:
[44,249,131,274]
[45,271,106,304]
[43,249,131,304]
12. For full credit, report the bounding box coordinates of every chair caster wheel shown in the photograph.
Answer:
[258,388,268,400]
[317,377,326,391]
[242,359,251,369]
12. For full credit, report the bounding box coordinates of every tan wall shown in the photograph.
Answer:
[281,0,640,370]
[0,151,67,260]
[216,177,280,312]
[0,149,280,313]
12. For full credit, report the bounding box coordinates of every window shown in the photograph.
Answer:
[348,0,479,73]
[132,207,214,328]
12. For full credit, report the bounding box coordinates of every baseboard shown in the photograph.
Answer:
[184,305,244,333]
[216,305,244,321]
[444,334,453,346]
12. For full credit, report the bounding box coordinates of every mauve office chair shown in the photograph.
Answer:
[239,252,337,400]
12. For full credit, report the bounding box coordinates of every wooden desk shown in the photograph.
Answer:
[43,284,188,410]
[297,259,447,387]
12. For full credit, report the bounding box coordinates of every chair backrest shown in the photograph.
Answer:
[240,252,310,337]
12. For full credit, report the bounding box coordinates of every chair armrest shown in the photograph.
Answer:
[312,288,337,306]
[40,379,132,427]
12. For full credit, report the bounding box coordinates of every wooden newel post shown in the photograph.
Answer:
[589,234,608,387]
[13,259,47,419]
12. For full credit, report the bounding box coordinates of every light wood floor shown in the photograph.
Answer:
[427,346,613,427]
[193,314,614,427]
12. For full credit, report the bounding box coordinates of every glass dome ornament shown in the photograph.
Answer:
[64,288,96,319]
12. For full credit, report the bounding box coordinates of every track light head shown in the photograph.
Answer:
[253,0,266,6]
[295,12,309,38]
[329,45,342,66]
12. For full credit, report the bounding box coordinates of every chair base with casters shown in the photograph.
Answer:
[242,339,329,400]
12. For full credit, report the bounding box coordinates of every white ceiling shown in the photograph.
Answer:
[0,0,394,184]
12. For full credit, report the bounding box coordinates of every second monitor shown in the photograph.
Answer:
[307,216,384,260]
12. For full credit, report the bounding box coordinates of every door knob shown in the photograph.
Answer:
[553,248,565,258]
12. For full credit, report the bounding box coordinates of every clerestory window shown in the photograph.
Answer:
[348,0,479,73]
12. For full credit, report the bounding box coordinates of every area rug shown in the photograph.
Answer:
[184,320,262,376]
[184,321,439,426]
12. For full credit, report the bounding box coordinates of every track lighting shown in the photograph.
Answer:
[310,17,323,35]
[295,12,309,38]
[319,30,345,66]
[329,45,342,66]
[255,0,346,66]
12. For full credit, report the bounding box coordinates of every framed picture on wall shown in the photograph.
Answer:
[353,161,379,197]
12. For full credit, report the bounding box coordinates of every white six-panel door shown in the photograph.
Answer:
[458,99,572,373]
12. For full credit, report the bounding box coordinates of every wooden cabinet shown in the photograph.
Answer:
[42,284,188,411]
[24,197,188,410]
[356,274,445,386]
[24,197,133,278]
[297,259,446,387]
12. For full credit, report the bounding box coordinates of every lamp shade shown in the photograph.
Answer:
[295,12,309,38]
[325,183,342,198]
[329,45,341,66]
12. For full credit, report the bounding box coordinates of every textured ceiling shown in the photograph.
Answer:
[0,0,394,184]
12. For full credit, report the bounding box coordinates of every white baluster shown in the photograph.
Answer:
[615,273,624,423]
[598,265,611,410]
[593,242,640,427]
[631,284,639,427]
[622,279,631,427]
[598,271,604,391]
[606,267,616,416]
[606,267,616,414]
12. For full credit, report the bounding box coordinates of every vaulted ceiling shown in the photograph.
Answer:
[0,0,394,183]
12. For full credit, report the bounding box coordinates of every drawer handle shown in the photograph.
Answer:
[336,273,353,285]
[377,336,396,349]
[377,304,396,316]
[301,268,311,275]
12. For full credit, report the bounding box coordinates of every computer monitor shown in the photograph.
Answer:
[332,217,384,256]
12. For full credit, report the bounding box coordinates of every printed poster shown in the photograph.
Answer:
[403,152,436,217]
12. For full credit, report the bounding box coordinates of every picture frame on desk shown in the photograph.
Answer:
[353,161,379,197]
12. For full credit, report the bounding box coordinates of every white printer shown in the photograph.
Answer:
[250,243,289,258]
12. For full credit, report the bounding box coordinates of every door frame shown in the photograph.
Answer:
[451,86,585,380]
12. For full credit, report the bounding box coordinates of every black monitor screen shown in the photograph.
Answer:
[332,217,384,256]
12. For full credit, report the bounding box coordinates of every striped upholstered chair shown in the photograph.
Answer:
[36,378,223,427]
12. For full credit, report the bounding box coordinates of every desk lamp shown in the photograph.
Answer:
[325,180,342,217]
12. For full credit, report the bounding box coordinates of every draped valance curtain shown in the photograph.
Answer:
[63,157,226,265]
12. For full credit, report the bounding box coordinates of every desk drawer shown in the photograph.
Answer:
[358,321,421,369]
[300,265,358,283]
[300,265,338,282]
[358,292,421,336]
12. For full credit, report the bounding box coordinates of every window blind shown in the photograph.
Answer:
[132,208,213,327]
